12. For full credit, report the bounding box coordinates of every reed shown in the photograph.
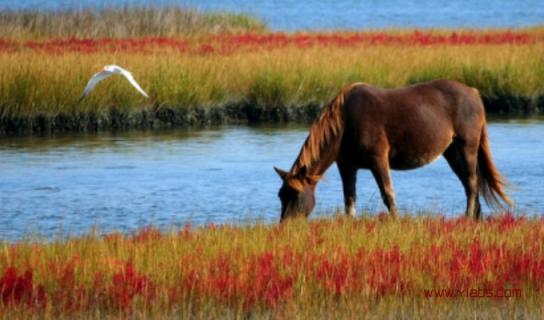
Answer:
[1,214,543,318]
[0,7,266,39]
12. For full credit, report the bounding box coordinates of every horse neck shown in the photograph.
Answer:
[289,118,344,178]
[288,82,355,179]
[305,138,342,176]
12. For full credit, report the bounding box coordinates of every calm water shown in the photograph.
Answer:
[1,120,543,240]
[2,0,543,30]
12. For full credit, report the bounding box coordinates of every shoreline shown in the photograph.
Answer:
[1,95,542,135]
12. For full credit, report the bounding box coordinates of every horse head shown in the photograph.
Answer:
[274,166,320,222]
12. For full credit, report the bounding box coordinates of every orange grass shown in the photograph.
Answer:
[1,213,543,318]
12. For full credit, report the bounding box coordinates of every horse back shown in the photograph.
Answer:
[340,80,485,169]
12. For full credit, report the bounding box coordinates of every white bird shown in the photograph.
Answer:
[79,65,148,101]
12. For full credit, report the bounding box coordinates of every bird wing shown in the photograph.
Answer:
[79,70,113,100]
[117,67,149,98]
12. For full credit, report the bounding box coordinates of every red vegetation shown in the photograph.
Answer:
[1,30,542,55]
[0,267,45,308]
[0,214,543,315]
[109,262,155,310]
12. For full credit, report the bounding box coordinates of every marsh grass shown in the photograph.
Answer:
[0,6,266,39]
[0,31,543,133]
[0,214,543,318]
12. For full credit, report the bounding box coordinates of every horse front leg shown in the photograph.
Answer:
[370,156,399,219]
[338,163,357,217]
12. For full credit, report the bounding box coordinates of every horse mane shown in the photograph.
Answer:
[289,83,362,178]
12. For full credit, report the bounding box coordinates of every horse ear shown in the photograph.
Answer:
[274,167,289,180]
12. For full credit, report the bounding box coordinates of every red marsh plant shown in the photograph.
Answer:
[0,29,543,55]
[0,213,543,318]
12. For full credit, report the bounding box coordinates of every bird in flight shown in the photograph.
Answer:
[79,65,148,101]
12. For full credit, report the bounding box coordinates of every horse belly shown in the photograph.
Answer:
[389,152,444,170]
[388,131,453,170]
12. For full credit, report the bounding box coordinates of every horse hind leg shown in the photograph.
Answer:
[338,163,357,217]
[370,156,399,219]
[443,140,482,219]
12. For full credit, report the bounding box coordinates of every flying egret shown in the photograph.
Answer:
[79,65,149,101]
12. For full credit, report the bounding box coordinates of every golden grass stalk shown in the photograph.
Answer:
[0,43,542,116]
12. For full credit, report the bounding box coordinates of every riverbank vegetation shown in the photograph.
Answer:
[0,214,542,318]
[0,6,266,39]
[0,9,543,134]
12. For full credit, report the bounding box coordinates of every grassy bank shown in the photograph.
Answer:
[0,214,543,318]
[0,7,266,39]
[1,29,544,134]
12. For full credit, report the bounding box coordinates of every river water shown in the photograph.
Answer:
[1,119,543,240]
[2,0,543,30]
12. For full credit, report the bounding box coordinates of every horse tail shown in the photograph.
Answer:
[477,124,513,208]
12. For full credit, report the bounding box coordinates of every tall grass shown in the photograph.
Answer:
[0,30,543,133]
[0,7,266,39]
[1,43,542,111]
[0,214,543,318]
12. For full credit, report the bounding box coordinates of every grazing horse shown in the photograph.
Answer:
[275,79,512,221]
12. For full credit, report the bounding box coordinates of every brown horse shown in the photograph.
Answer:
[275,79,512,221]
